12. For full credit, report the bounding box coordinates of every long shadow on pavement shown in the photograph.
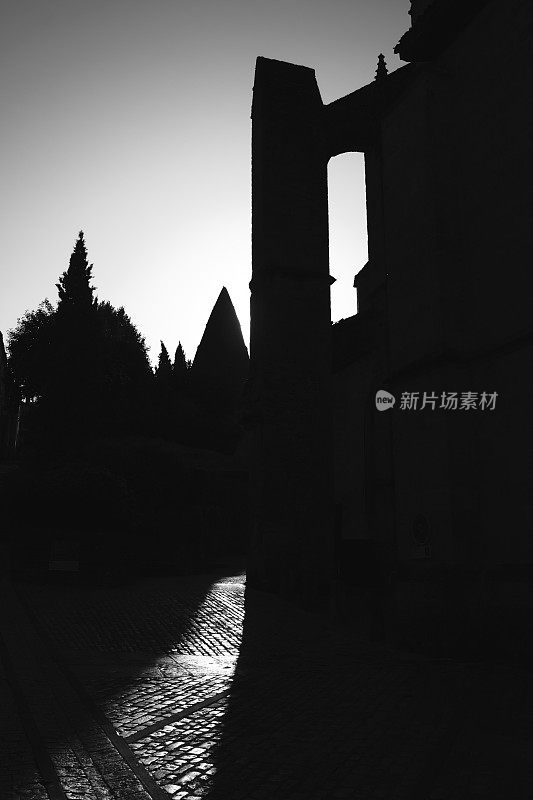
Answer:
[205,586,533,800]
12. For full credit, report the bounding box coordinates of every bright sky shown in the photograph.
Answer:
[0,0,409,365]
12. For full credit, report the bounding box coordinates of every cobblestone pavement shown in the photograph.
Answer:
[2,569,533,799]
[0,654,49,800]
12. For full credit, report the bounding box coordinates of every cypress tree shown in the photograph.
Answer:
[173,341,189,390]
[56,231,96,313]
[9,231,153,452]
[54,231,98,389]
[155,342,173,384]
[49,231,98,444]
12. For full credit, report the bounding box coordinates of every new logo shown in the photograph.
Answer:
[375,390,396,411]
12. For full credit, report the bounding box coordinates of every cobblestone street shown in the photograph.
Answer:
[1,567,532,799]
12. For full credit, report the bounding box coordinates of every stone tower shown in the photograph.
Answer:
[248,57,335,607]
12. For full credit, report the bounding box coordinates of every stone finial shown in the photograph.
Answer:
[375,53,388,82]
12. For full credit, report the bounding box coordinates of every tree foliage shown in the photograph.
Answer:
[173,341,189,390]
[56,231,96,313]
[155,341,173,384]
[8,299,56,401]
[7,232,151,449]
[96,301,151,383]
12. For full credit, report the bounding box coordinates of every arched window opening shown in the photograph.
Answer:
[328,153,367,320]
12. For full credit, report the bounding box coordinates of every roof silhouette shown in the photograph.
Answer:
[190,287,249,417]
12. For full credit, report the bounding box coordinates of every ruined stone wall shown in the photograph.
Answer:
[248,58,334,607]
[379,0,533,569]
[373,0,533,655]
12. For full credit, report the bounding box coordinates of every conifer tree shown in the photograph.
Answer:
[173,341,189,390]
[52,231,98,418]
[155,342,173,383]
[8,230,153,451]
[56,231,96,313]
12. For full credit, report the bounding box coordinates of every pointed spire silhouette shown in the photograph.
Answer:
[375,53,388,82]
[190,287,249,419]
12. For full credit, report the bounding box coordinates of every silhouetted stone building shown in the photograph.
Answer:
[249,0,533,652]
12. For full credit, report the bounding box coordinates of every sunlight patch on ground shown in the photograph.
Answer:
[128,576,245,797]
